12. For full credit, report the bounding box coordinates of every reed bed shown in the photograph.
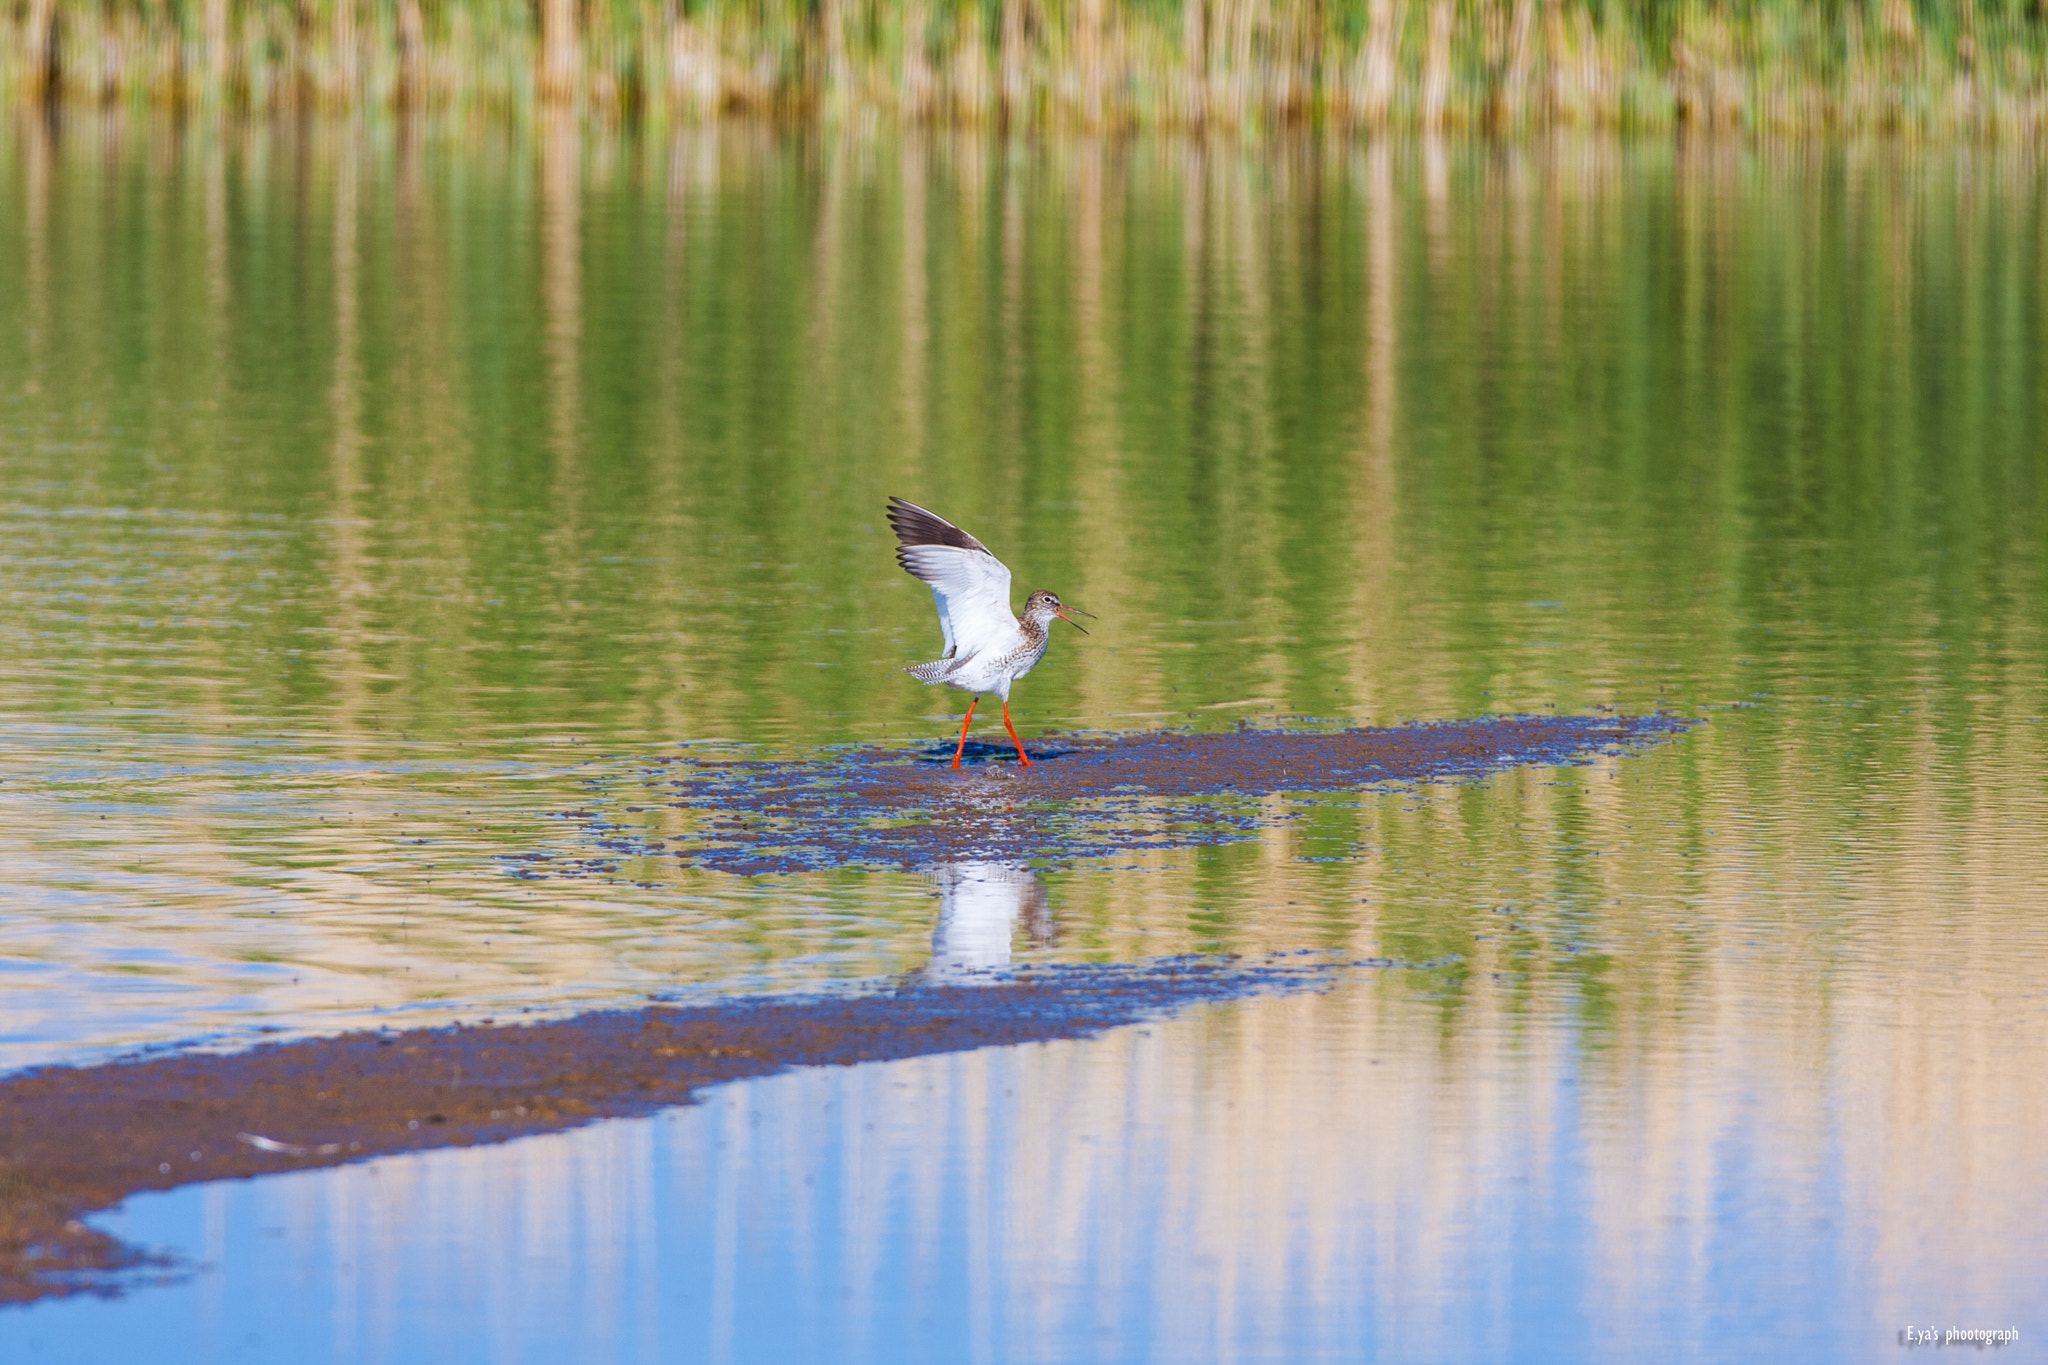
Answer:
[6,0,2047,132]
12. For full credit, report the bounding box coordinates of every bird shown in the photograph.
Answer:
[886,496,1092,769]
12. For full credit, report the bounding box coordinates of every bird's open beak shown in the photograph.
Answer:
[1056,606,1093,635]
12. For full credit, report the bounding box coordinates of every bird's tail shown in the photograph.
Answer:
[904,660,955,684]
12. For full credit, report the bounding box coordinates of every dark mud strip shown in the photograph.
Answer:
[0,955,1371,1307]
[535,714,1696,877]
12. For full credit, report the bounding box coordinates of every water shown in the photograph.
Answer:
[1,120,2045,1360]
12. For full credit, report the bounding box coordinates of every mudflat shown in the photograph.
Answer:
[0,714,1689,1305]
[560,714,1697,875]
[0,956,1362,1304]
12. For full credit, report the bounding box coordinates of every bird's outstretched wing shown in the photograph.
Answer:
[886,497,1017,662]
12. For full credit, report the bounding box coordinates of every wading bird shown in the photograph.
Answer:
[887,496,1092,769]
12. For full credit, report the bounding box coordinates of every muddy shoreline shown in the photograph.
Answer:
[0,956,1364,1306]
[541,714,1697,877]
[3,713,1697,1307]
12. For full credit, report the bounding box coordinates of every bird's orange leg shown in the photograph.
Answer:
[1002,700,1033,768]
[951,699,979,769]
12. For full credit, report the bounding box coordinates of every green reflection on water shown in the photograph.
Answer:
[0,120,2044,1067]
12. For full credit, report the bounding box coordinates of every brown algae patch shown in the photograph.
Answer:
[529,714,1696,877]
[0,955,1365,1306]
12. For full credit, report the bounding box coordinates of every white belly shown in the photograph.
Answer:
[944,634,1045,699]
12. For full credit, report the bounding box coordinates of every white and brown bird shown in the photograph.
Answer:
[887,496,1092,769]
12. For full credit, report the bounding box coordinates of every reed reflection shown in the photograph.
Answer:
[0,122,2041,1354]
[20,962,2038,1362]
[0,120,2043,1091]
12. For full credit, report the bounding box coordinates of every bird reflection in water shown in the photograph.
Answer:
[919,862,1056,982]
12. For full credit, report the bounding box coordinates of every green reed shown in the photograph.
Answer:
[6,0,2047,132]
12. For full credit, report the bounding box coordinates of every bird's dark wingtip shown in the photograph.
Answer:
[885,498,989,555]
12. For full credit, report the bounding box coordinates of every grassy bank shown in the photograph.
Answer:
[6,0,2047,131]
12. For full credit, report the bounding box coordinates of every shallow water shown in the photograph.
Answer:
[1,120,2045,1358]
[5,983,2029,1365]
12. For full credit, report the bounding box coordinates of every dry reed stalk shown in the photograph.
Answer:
[903,0,936,118]
[1183,0,1209,123]
[541,0,580,103]
[1000,0,1029,122]
[333,0,359,105]
[4,0,2046,135]
[1494,0,1537,129]
[24,0,61,103]
[1350,0,1404,126]
[396,0,427,103]
[1420,0,1452,127]
[668,8,722,117]
[202,0,231,101]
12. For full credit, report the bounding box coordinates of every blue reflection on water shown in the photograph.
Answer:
[1,982,1984,1365]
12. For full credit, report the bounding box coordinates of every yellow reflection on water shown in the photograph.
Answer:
[0,113,2043,1230]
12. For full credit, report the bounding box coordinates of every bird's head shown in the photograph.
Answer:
[1025,591,1093,635]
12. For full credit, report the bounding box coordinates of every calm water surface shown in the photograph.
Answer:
[1,120,2044,1361]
